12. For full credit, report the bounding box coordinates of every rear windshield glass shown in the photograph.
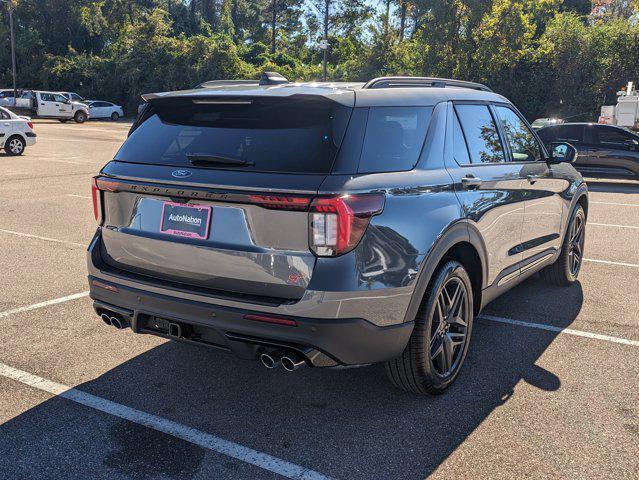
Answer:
[358,106,433,173]
[115,97,352,174]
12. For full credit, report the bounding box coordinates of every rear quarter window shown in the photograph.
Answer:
[358,106,433,173]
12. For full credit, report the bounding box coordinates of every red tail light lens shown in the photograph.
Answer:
[309,194,385,256]
[91,177,103,224]
[244,313,298,327]
[248,195,311,210]
[27,121,34,130]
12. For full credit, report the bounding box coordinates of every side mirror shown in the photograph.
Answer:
[625,139,639,151]
[548,142,577,164]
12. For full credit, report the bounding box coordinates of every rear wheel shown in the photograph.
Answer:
[111,112,120,121]
[4,136,25,156]
[541,205,586,286]
[385,260,474,395]
[74,111,87,123]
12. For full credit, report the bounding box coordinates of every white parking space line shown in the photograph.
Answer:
[480,315,639,347]
[0,292,89,319]
[584,258,639,268]
[591,201,639,207]
[66,194,91,199]
[589,222,639,230]
[0,228,84,247]
[0,362,333,480]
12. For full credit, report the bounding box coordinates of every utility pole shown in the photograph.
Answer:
[271,0,277,54]
[2,0,17,103]
[323,0,329,81]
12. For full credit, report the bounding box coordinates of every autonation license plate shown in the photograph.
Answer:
[160,202,211,240]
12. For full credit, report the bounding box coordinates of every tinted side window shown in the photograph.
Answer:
[359,106,433,173]
[452,111,471,165]
[495,106,541,162]
[595,126,632,146]
[54,94,68,103]
[0,109,9,120]
[40,93,54,102]
[554,125,584,143]
[455,104,505,164]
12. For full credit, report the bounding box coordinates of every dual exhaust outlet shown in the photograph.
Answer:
[100,312,129,330]
[260,350,306,372]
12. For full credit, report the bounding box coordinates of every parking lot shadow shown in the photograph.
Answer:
[586,179,639,195]
[0,276,583,480]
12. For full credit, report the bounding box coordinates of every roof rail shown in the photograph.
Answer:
[363,76,492,92]
[197,80,258,89]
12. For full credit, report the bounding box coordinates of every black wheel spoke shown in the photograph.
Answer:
[447,331,466,347]
[430,336,443,360]
[442,335,454,373]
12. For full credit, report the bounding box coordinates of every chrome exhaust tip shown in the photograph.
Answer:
[110,316,128,330]
[281,355,306,372]
[100,313,112,326]
[260,350,285,369]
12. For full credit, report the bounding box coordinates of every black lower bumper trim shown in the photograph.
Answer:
[89,276,414,366]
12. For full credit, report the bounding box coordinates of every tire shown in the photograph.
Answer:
[110,112,120,121]
[385,260,474,395]
[4,135,25,156]
[541,205,586,286]
[74,111,87,123]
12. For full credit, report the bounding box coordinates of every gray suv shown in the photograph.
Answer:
[88,74,588,394]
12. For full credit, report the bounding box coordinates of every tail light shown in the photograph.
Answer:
[27,121,34,130]
[309,194,384,257]
[248,195,311,210]
[91,177,103,224]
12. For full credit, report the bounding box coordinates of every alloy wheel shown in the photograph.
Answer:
[568,213,585,276]
[9,139,23,154]
[429,277,469,377]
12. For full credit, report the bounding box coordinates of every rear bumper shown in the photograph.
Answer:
[89,276,414,366]
[87,232,414,365]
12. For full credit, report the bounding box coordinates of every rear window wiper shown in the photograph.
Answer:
[187,153,254,167]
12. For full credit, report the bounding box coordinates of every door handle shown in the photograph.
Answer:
[526,174,540,184]
[461,176,482,189]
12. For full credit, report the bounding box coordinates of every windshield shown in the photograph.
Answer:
[115,96,352,174]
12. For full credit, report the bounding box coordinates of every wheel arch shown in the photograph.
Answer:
[404,221,488,322]
[4,133,27,148]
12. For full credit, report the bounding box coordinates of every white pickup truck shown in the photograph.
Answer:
[2,90,90,123]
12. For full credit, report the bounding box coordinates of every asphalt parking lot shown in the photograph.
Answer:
[0,120,638,480]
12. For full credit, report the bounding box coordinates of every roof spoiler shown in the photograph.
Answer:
[259,72,289,86]
[363,76,492,92]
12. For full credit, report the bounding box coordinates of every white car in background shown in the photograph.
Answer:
[87,101,124,121]
[0,106,36,156]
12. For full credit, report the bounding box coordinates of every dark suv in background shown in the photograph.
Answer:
[88,74,588,394]
[538,123,639,178]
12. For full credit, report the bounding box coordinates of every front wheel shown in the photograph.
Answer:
[74,111,87,123]
[541,205,586,286]
[4,136,25,156]
[385,260,474,395]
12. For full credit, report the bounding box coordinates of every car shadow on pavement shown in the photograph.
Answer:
[0,276,583,480]
[586,180,639,195]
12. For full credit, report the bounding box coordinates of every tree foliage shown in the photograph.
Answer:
[0,0,638,119]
